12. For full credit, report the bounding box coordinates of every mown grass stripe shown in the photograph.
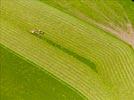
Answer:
[31,32,97,72]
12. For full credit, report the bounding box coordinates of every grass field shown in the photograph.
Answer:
[0,0,134,100]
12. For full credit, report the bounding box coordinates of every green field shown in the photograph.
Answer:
[0,0,134,100]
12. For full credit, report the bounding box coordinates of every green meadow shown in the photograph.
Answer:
[1,0,134,100]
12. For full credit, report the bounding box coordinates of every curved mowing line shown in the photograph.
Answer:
[31,33,97,73]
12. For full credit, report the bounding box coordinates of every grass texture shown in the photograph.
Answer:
[0,0,134,100]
